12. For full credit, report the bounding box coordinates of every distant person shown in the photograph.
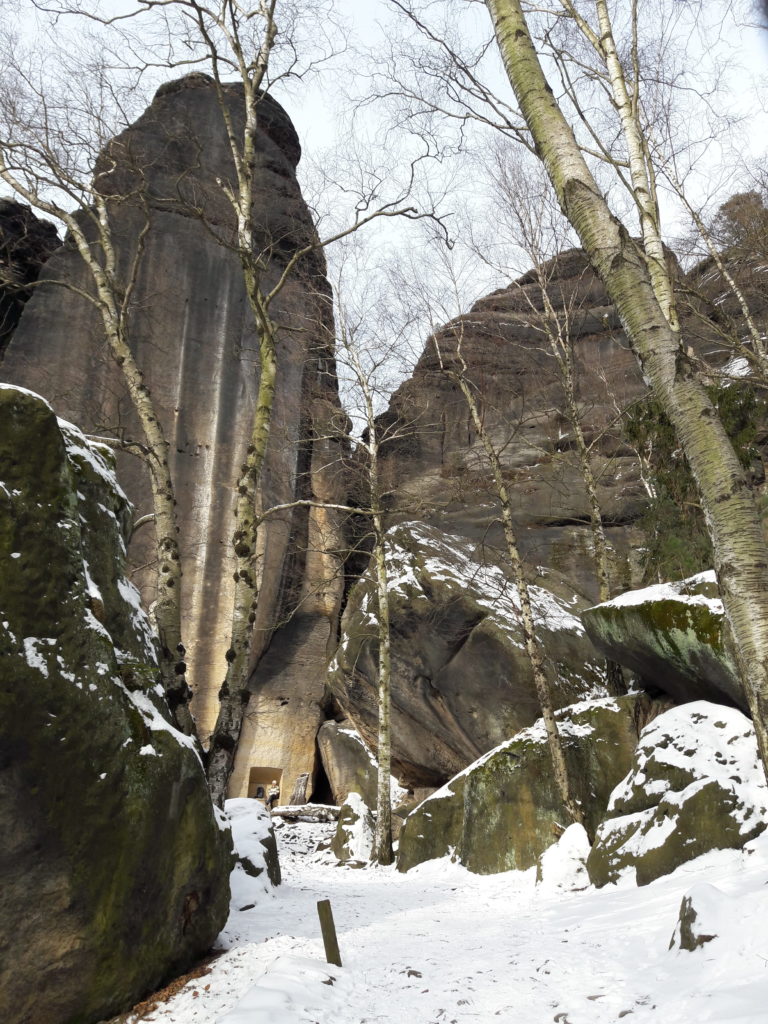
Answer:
[267,780,280,812]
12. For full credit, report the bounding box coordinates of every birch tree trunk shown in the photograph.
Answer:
[486,0,768,776]
[372,508,394,865]
[0,170,195,735]
[536,279,626,695]
[438,337,584,828]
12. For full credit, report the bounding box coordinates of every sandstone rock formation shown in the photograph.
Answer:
[587,703,767,887]
[330,521,605,788]
[374,249,731,602]
[581,572,744,710]
[0,385,232,1024]
[375,249,651,603]
[317,720,378,808]
[0,199,58,356]
[0,75,347,799]
[397,693,668,874]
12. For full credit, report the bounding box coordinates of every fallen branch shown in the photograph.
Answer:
[270,803,340,822]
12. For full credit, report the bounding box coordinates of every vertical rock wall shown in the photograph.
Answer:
[0,74,346,797]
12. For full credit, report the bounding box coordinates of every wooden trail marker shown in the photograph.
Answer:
[316,899,342,967]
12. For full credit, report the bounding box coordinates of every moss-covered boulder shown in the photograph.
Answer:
[0,386,233,1024]
[398,693,663,874]
[587,702,767,887]
[582,573,743,709]
[330,521,605,789]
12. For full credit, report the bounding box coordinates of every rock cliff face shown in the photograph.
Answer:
[375,248,724,601]
[374,249,648,601]
[0,199,59,356]
[330,522,604,788]
[0,75,347,799]
[0,385,232,1024]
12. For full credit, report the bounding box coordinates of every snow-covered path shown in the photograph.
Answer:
[129,814,768,1024]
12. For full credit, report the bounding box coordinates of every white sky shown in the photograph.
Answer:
[6,0,768,369]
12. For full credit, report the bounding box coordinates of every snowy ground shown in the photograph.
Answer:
[120,806,768,1024]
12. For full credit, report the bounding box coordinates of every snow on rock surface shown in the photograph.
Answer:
[397,693,666,875]
[331,791,375,863]
[0,386,232,1024]
[330,520,605,789]
[227,798,281,891]
[588,702,768,887]
[582,570,744,709]
[536,823,591,893]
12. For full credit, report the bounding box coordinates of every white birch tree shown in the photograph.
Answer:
[483,0,768,774]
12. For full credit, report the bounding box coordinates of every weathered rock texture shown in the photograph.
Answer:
[375,249,652,602]
[0,75,347,798]
[397,693,668,874]
[317,720,378,808]
[582,572,744,710]
[587,703,767,887]
[330,521,604,788]
[375,248,731,601]
[0,199,59,356]
[0,385,232,1024]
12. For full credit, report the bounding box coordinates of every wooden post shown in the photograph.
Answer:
[316,899,342,967]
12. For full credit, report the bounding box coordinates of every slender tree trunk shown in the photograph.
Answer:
[91,285,192,734]
[372,509,394,865]
[487,0,768,776]
[207,300,278,807]
[537,284,626,695]
[109,331,193,733]
[447,353,584,828]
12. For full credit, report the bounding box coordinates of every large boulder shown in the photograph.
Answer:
[397,693,666,874]
[227,798,281,893]
[330,792,375,864]
[1,75,348,801]
[316,720,378,808]
[587,702,768,887]
[330,521,605,788]
[581,572,744,709]
[0,386,232,1024]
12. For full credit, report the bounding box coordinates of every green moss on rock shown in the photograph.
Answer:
[398,694,660,875]
[0,386,233,1024]
[582,574,743,710]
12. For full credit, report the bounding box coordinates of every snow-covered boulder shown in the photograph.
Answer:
[0,386,232,1024]
[331,792,375,864]
[330,521,606,788]
[669,882,727,951]
[582,573,744,709]
[536,823,591,893]
[397,693,664,874]
[587,703,768,887]
[227,798,281,889]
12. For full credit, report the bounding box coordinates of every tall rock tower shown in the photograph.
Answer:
[1,74,347,799]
